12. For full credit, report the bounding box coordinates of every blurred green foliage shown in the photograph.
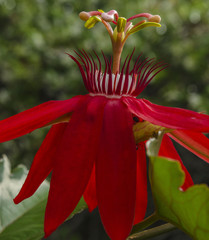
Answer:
[0,0,209,239]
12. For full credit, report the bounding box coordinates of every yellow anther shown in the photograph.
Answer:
[117,17,127,33]
[84,16,102,29]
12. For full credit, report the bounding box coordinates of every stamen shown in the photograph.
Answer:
[84,16,102,29]
[117,17,127,32]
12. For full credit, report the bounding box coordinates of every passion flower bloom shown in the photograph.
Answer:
[1,9,209,240]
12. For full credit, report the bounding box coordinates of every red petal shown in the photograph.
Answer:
[169,130,209,163]
[44,96,107,237]
[134,143,147,224]
[123,97,209,131]
[14,123,68,204]
[83,165,97,212]
[96,99,136,240]
[0,95,84,142]
[159,134,193,190]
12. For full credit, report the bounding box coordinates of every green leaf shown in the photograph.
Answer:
[150,156,209,239]
[0,155,87,240]
[0,199,47,240]
[0,154,49,239]
[0,154,49,232]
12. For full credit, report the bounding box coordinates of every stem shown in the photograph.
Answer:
[112,46,123,74]
[127,13,152,22]
[131,213,159,234]
[101,18,114,42]
[89,11,102,16]
[112,33,124,74]
[127,223,176,240]
[100,18,123,74]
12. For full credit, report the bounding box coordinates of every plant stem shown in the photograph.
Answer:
[127,223,176,240]
[131,212,159,234]
[112,33,124,74]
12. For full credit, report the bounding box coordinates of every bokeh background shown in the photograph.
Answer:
[0,0,209,239]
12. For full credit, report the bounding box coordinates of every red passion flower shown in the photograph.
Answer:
[0,9,209,240]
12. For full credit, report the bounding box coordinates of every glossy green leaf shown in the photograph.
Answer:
[0,155,87,240]
[150,156,209,239]
[0,199,47,240]
[0,154,49,239]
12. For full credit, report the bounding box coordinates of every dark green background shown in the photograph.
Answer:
[0,0,209,239]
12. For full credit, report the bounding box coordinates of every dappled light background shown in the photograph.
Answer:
[0,0,209,239]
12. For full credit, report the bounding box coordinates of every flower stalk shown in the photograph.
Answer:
[128,223,176,240]
[112,33,124,73]
[131,212,160,234]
